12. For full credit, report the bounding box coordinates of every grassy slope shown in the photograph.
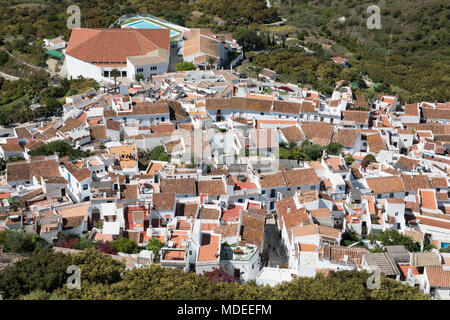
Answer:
[271,0,450,101]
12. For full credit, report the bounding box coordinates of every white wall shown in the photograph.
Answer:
[128,60,168,80]
[66,54,103,81]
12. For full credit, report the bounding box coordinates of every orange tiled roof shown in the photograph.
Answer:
[66,28,170,64]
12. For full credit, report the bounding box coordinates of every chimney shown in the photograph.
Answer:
[200,193,208,204]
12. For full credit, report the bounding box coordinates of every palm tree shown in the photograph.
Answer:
[110,69,121,90]
[207,57,216,70]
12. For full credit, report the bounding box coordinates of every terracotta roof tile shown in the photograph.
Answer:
[366,133,387,153]
[280,126,304,142]
[366,176,404,194]
[342,111,369,124]
[160,178,196,195]
[282,168,320,187]
[7,159,61,183]
[198,207,221,220]
[426,266,450,287]
[152,192,175,211]
[66,28,170,64]
[197,179,226,197]
[300,122,334,146]
[332,129,361,147]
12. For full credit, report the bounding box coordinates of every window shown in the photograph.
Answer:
[103,70,109,77]
[389,193,394,198]
[137,67,144,73]
[377,194,382,199]
[121,71,127,77]
[161,117,165,122]
[83,184,89,190]
[311,186,315,190]
[405,192,409,196]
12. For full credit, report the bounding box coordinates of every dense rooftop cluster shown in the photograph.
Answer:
[0,24,449,300]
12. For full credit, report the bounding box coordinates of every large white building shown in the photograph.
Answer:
[65,28,170,83]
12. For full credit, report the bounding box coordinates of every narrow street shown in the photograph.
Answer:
[264,215,289,268]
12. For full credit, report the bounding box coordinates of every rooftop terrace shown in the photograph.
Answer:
[221,243,258,261]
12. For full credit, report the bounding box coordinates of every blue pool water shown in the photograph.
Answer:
[127,20,178,37]
[442,242,450,248]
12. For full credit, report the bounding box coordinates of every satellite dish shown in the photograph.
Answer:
[12,196,21,202]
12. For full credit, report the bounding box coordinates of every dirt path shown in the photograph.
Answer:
[1,48,50,74]
[0,71,19,81]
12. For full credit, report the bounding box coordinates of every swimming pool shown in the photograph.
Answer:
[127,20,178,37]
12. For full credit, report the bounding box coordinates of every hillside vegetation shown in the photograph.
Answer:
[0,249,430,300]
[266,0,450,101]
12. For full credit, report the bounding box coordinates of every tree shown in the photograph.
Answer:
[135,73,144,82]
[207,58,216,70]
[97,242,117,255]
[150,145,170,162]
[147,238,164,256]
[326,142,343,155]
[317,61,341,86]
[44,97,62,118]
[233,27,264,52]
[175,61,196,71]
[29,141,90,160]
[52,265,429,300]
[111,237,138,254]
[0,230,49,253]
[202,268,235,282]
[18,289,66,300]
[77,235,96,250]
[110,69,121,88]
[71,248,125,285]
[303,144,324,161]
[0,51,9,66]
[361,154,376,168]
[344,154,354,165]
[341,229,363,247]
[0,251,72,299]
[376,230,421,252]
